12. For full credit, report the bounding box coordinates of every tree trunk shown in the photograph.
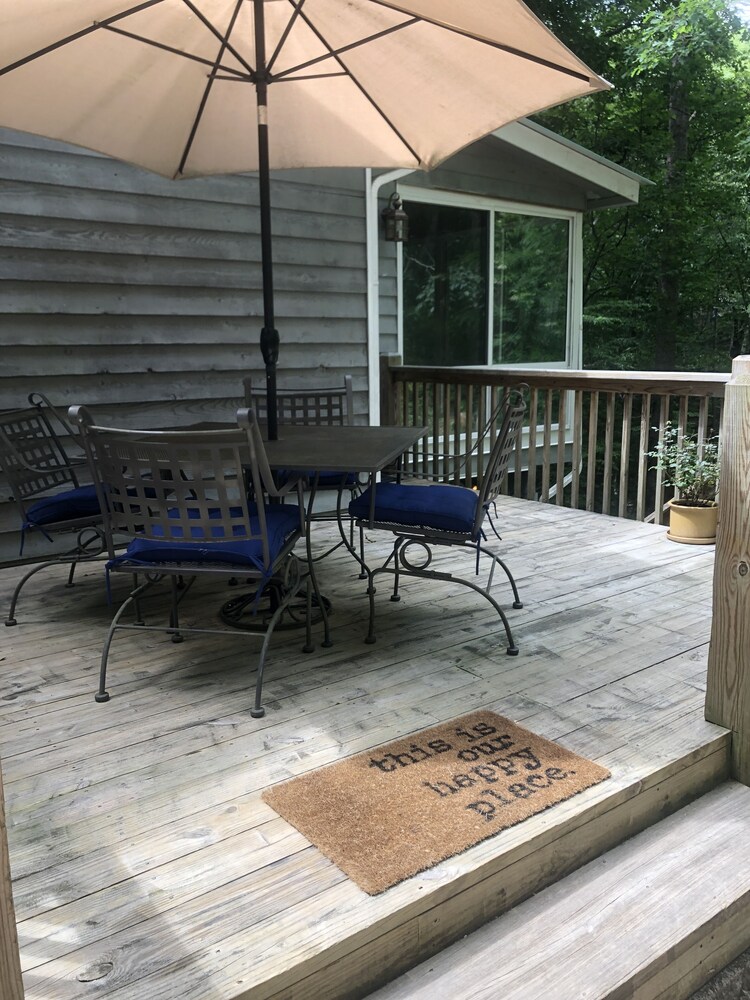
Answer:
[655,64,689,370]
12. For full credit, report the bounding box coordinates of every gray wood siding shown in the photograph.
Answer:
[0,130,370,432]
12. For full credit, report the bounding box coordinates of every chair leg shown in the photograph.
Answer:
[305,515,332,649]
[169,577,184,643]
[390,538,404,603]
[365,545,519,656]
[96,578,154,702]
[302,576,314,654]
[251,567,305,719]
[364,564,377,644]
[65,561,78,587]
[478,544,523,608]
[5,560,65,626]
[358,523,367,579]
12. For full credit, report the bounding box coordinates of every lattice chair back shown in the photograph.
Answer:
[243,375,353,427]
[0,405,82,518]
[473,387,527,537]
[72,408,299,574]
[0,397,104,625]
[69,406,315,718]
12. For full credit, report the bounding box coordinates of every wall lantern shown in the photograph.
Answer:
[381,192,409,243]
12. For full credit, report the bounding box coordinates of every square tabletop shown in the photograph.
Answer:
[260,424,427,475]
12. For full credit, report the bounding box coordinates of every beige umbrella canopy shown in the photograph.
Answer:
[0,0,610,434]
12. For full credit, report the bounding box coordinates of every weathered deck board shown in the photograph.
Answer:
[0,497,726,1000]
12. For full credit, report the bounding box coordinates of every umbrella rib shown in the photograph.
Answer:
[271,16,420,82]
[179,0,256,77]
[98,24,250,80]
[367,0,595,83]
[279,3,422,163]
[266,0,307,76]
[0,0,166,76]
[176,0,246,176]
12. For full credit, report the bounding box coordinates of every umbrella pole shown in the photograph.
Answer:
[254,0,279,440]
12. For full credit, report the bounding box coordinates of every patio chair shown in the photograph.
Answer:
[244,374,360,554]
[1,393,104,626]
[349,386,527,655]
[71,405,328,718]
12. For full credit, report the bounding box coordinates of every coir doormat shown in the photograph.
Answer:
[262,709,610,895]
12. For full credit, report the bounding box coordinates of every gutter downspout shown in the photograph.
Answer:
[365,167,415,426]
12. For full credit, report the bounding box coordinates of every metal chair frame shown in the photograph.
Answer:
[244,374,360,559]
[1,393,105,625]
[350,387,527,656]
[71,405,329,718]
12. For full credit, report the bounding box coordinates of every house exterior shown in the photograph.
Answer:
[0,118,643,443]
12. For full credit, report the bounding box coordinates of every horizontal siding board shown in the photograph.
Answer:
[0,216,364,263]
[2,181,365,237]
[4,342,367,377]
[0,314,362,346]
[1,358,367,407]
[0,251,364,291]
[1,283,367,317]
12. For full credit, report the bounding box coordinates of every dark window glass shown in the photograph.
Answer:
[402,202,488,366]
[493,214,569,363]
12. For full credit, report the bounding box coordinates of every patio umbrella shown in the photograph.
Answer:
[0,1,609,438]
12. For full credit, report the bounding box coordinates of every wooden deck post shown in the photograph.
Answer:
[379,353,402,426]
[0,757,24,999]
[706,354,750,784]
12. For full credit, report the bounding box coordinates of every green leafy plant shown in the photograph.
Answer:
[648,422,720,505]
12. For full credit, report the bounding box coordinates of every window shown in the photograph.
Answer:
[401,190,577,368]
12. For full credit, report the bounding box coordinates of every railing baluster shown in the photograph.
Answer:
[571,389,583,510]
[541,389,553,502]
[654,395,670,524]
[513,387,524,498]
[454,383,462,485]
[636,392,651,522]
[697,395,709,446]
[602,392,615,516]
[527,386,538,501]
[555,389,566,505]
[586,391,599,512]
[442,383,450,482]
[618,394,633,519]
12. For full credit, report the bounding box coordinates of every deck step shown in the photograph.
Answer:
[367,782,750,1000]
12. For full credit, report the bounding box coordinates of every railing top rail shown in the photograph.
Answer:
[389,365,730,397]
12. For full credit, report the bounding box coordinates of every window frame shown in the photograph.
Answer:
[396,185,583,372]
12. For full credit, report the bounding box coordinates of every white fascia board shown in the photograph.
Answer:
[493,121,644,207]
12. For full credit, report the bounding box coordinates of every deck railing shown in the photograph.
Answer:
[380,358,729,523]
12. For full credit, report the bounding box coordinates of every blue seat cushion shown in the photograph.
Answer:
[24,484,101,527]
[107,504,301,573]
[316,471,358,489]
[349,483,479,534]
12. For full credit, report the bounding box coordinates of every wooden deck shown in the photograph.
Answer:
[0,497,729,1000]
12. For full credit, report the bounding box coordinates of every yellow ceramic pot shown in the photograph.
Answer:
[667,499,718,545]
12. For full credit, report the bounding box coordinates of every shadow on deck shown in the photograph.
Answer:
[0,496,731,999]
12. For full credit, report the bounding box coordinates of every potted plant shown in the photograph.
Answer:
[648,422,720,544]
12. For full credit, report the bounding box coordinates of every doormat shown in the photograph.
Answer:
[262,709,610,895]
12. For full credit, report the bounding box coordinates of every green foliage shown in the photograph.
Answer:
[527,0,750,373]
[647,421,720,501]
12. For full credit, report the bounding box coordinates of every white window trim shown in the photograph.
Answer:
[395,185,583,371]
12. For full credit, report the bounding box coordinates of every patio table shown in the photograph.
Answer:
[218,422,428,631]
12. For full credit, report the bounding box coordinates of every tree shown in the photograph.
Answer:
[528,0,750,372]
